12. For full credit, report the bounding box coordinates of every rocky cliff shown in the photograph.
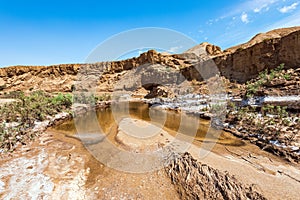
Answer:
[0,26,300,93]
[0,64,82,93]
[213,26,300,82]
[0,50,192,93]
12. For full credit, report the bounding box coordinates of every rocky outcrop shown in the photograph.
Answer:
[166,152,266,200]
[186,42,222,56]
[213,26,300,83]
[0,26,300,93]
[0,64,81,93]
[0,51,191,93]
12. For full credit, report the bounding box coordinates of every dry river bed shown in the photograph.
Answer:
[0,102,299,199]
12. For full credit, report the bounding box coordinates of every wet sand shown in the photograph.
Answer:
[1,102,299,199]
[0,128,180,199]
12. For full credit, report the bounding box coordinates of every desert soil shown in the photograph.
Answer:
[1,118,299,199]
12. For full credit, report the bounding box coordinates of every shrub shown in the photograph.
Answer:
[0,91,74,151]
[97,93,111,101]
[262,104,288,117]
[245,63,288,97]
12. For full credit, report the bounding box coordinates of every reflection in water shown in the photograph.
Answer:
[55,102,244,146]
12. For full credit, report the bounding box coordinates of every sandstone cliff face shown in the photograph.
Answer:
[0,26,300,93]
[0,64,80,93]
[213,26,300,83]
[0,50,192,93]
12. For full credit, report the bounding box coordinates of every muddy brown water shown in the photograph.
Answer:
[56,102,244,147]
[49,101,247,198]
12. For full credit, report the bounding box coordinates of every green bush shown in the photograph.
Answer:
[262,105,288,117]
[0,91,74,151]
[246,63,288,97]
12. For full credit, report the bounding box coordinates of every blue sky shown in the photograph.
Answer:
[0,0,300,67]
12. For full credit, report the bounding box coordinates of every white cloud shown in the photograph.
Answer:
[241,12,249,23]
[222,0,279,18]
[208,0,277,26]
[253,3,269,12]
[168,46,183,53]
[267,10,300,29]
[254,8,261,12]
[278,2,299,13]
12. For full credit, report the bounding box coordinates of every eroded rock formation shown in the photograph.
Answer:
[166,152,266,200]
[0,26,300,93]
[214,26,300,82]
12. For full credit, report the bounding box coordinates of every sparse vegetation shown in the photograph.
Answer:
[226,102,299,162]
[245,63,289,97]
[0,91,112,152]
[0,91,73,151]
[262,105,288,117]
[283,74,291,80]
[96,93,111,101]
[73,93,111,104]
[210,102,227,116]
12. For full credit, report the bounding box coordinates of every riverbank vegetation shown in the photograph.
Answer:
[245,64,292,97]
[0,91,73,151]
[226,104,299,162]
[221,64,298,162]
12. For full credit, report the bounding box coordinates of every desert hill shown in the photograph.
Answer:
[0,26,300,93]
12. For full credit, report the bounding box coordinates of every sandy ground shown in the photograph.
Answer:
[0,125,179,200]
[115,118,300,200]
[0,118,299,199]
